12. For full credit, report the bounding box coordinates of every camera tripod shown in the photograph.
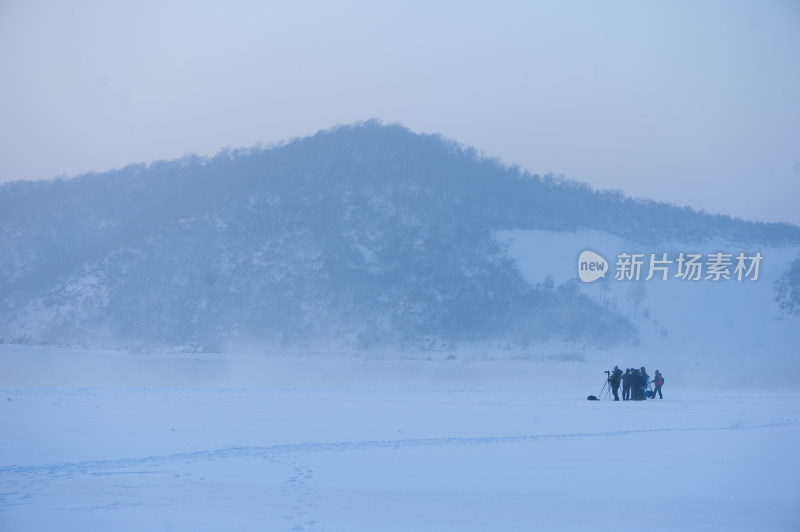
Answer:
[597,373,612,400]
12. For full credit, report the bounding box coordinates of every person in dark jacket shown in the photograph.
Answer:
[640,367,650,400]
[635,368,645,400]
[609,366,623,401]
[653,370,664,399]
[622,368,632,400]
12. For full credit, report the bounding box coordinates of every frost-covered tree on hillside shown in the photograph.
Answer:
[775,258,800,317]
[626,283,648,319]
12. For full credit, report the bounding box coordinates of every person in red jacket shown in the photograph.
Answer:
[653,370,664,399]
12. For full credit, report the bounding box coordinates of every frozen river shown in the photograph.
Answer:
[1,347,799,531]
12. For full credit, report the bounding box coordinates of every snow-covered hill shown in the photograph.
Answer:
[1,122,798,354]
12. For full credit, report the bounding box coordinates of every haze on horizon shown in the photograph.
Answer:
[1,0,798,226]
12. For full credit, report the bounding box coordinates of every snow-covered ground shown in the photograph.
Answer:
[2,346,799,531]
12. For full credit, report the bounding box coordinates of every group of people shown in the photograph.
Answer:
[607,366,664,401]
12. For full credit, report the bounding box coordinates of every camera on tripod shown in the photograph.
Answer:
[588,370,613,401]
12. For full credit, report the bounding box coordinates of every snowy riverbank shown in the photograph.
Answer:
[2,346,798,531]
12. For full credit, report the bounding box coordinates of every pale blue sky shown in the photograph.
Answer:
[1,0,798,225]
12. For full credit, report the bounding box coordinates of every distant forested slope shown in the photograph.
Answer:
[1,122,797,349]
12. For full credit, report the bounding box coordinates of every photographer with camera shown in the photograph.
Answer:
[631,368,642,400]
[608,365,623,401]
[621,368,632,400]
